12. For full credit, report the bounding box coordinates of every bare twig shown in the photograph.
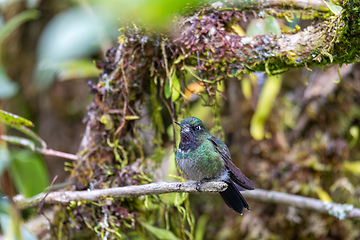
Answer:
[35,147,78,161]
[12,182,360,219]
[241,189,360,220]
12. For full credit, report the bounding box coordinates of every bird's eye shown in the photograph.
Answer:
[195,125,202,131]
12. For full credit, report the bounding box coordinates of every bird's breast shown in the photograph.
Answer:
[176,140,227,181]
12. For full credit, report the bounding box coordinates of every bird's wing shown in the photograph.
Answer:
[209,136,255,190]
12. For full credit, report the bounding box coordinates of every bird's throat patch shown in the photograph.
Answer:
[178,141,198,153]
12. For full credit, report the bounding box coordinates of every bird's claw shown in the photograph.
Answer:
[196,182,202,192]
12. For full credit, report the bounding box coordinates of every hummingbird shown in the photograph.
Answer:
[175,117,254,214]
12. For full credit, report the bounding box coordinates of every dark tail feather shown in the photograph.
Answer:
[219,181,249,215]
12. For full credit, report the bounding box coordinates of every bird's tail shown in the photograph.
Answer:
[219,181,249,215]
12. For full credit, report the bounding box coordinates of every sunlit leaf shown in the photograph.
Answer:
[171,75,181,102]
[324,1,342,15]
[10,150,49,197]
[342,161,360,175]
[164,78,171,99]
[250,75,282,140]
[100,113,114,131]
[240,77,252,100]
[124,115,140,120]
[0,109,34,127]
[315,186,332,202]
[139,221,181,240]
[57,59,102,81]
[230,23,246,36]
[0,110,46,148]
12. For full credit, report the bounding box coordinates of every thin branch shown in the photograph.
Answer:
[12,182,360,219]
[1,135,78,160]
[241,189,360,220]
[35,147,78,161]
[13,181,227,209]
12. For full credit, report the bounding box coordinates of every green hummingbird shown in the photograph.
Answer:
[175,117,254,214]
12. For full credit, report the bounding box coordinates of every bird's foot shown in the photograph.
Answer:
[196,181,202,192]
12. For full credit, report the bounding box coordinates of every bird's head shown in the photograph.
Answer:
[175,117,210,143]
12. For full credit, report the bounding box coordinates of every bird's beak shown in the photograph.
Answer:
[175,121,182,128]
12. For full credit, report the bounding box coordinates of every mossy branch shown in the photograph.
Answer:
[175,0,359,78]
[13,182,360,219]
[190,0,330,16]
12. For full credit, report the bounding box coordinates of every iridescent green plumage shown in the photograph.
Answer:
[175,117,254,214]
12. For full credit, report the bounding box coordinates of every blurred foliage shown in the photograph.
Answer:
[0,212,37,240]
[9,150,49,197]
[1,0,360,239]
[0,140,11,175]
[0,65,18,99]
[250,75,282,140]
[246,16,281,36]
[0,9,39,99]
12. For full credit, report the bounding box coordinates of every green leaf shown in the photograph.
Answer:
[250,75,282,140]
[0,109,47,148]
[164,78,171,99]
[139,221,181,240]
[324,1,342,15]
[10,150,49,197]
[171,75,181,102]
[164,75,182,101]
[0,9,40,43]
[0,109,34,128]
[1,135,36,151]
[57,59,102,81]
[0,65,18,99]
